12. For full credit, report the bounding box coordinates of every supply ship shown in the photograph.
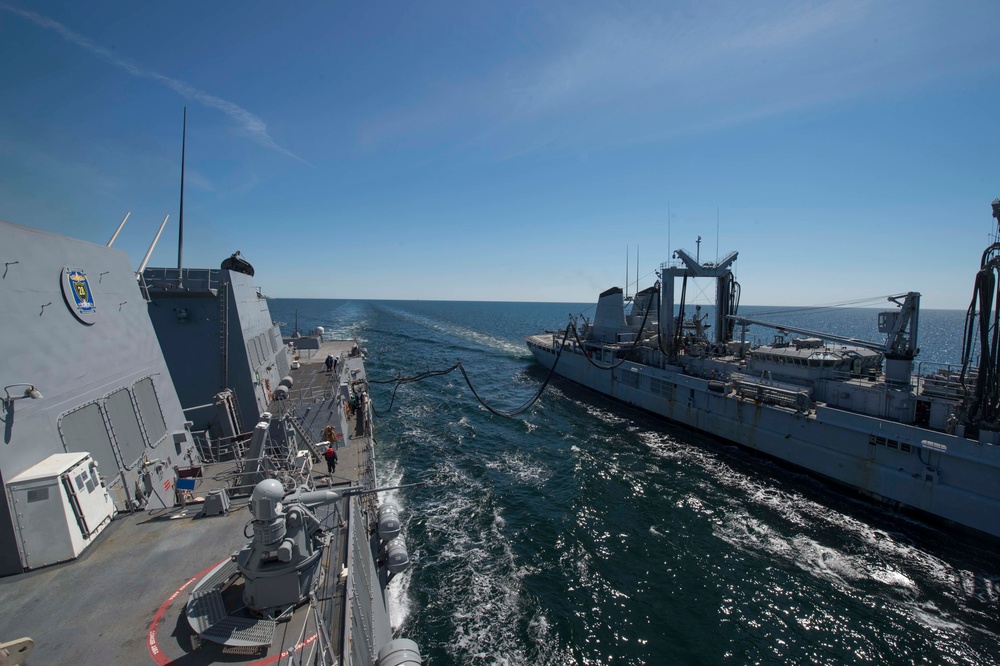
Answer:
[0,213,420,664]
[527,200,1000,539]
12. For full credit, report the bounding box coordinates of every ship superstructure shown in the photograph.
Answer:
[0,218,420,665]
[0,221,195,577]
[527,200,1000,539]
[141,254,290,443]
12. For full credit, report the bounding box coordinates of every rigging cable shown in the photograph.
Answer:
[370,288,658,417]
[370,325,573,418]
[569,290,657,371]
[960,239,1000,426]
[750,294,901,318]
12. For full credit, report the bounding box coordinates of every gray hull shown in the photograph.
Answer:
[527,335,1000,539]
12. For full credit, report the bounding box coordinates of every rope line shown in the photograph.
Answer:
[961,242,1000,426]
[369,291,661,417]
[750,294,901,318]
[370,326,572,418]
[568,295,655,371]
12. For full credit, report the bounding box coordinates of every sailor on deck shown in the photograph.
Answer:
[323,425,338,473]
[324,445,338,474]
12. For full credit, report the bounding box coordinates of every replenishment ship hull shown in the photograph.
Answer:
[527,201,1000,540]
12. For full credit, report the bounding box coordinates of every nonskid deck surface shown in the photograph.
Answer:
[282,338,372,476]
[0,339,373,665]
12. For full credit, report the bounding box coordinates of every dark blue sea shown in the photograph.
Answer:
[269,299,999,666]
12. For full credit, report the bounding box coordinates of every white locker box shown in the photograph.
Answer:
[6,452,116,570]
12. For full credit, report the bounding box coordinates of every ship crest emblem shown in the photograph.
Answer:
[61,266,97,324]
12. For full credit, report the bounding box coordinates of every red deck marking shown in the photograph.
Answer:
[147,559,319,665]
[148,560,221,665]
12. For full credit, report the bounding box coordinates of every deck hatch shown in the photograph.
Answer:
[60,403,118,480]
[105,388,145,469]
[133,377,167,447]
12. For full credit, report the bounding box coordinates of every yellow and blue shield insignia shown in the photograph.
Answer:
[62,267,97,323]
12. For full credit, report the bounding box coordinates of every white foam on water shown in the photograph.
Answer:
[315,301,370,340]
[485,449,550,486]
[380,306,529,357]
[377,458,412,630]
[581,402,630,426]
[629,424,1000,649]
[387,568,412,632]
[414,457,573,665]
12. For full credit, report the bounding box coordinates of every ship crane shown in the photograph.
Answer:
[658,247,740,359]
[730,293,920,357]
[730,291,921,386]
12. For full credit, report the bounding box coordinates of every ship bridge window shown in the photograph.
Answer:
[105,388,146,469]
[133,377,167,447]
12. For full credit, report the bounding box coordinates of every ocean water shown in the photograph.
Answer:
[269,299,999,666]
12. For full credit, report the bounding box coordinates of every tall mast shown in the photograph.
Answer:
[625,245,629,298]
[177,107,186,271]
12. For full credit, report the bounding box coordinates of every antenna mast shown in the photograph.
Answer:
[107,211,130,247]
[177,107,186,271]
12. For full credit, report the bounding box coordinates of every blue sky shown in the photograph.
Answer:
[2,1,999,308]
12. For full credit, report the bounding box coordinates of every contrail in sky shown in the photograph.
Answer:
[2,4,312,166]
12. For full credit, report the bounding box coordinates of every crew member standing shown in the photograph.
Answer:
[325,354,334,372]
[324,445,338,474]
[323,425,338,474]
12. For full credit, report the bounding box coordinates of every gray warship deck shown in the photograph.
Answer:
[0,340,380,665]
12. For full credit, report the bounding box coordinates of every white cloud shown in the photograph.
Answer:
[1,4,312,166]
[358,0,998,157]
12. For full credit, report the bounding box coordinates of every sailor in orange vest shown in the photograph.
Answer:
[324,445,338,474]
[323,425,338,474]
